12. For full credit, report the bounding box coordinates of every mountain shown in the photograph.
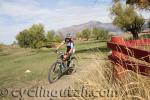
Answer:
[57,21,122,37]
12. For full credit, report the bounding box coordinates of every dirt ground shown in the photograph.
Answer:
[5,53,111,100]
[3,52,150,100]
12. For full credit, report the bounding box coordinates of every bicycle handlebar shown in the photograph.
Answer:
[56,51,63,55]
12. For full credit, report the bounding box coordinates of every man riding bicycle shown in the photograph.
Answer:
[56,33,75,67]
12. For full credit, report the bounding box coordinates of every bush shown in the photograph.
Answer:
[141,34,150,38]
[36,41,45,49]
[0,44,4,52]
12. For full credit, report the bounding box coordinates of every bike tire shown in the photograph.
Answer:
[48,61,62,83]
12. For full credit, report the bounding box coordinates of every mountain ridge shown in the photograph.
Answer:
[57,20,122,37]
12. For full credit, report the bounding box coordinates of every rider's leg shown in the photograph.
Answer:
[67,48,75,67]
[67,55,71,67]
[67,51,75,67]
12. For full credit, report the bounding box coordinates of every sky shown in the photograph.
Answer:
[0,0,149,44]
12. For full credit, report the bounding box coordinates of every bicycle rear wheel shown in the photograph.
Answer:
[48,61,62,83]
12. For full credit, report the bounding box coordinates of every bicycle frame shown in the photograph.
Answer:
[56,52,66,73]
[56,51,73,73]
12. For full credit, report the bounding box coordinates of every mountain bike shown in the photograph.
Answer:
[48,51,78,83]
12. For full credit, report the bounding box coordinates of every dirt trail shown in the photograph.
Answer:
[20,53,150,100]
[11,54,108,100]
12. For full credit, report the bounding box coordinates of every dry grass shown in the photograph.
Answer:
[136,45,150,51]
[69,50,150,100]
[0,41,149,100]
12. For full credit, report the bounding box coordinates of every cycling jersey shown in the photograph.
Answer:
[64,40,75,54]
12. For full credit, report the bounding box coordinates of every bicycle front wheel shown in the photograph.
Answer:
[48,61,62,83]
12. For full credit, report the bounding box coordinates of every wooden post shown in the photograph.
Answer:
[111,36,126,80]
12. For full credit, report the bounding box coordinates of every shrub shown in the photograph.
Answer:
[141,34,150,38]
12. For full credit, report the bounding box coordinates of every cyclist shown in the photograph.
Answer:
[56,33,75,67]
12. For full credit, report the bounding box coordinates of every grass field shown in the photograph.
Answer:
[1,40,150,100]
[0,40,108,88]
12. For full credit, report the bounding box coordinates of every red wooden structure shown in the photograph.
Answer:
[107,36,150,79]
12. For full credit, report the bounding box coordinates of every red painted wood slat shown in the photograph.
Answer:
[108,55,150,77]
[107,42,150,63]
[125,39,150,47]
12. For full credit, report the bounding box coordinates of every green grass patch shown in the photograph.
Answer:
[0,40,109,88]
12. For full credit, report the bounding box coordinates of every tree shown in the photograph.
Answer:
[54,35,62,43]
[47,30,55,42]
[126,0,150,9]
[111,2,145,39]
[36,41,45,49]
[76,32,82,40]
[93,27,99,40]
[16,24,46,48]
[148,20,150,29]
[81,29,91,40]
[114,0,150,9]
[92,27,109,40]
[29,24,46,48]
[16,29,31,48]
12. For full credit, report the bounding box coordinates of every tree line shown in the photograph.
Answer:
[76,28,110,41]
[16,24,110,48]
[16,24,62,49]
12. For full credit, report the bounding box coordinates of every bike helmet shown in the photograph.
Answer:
[65,33,72,42]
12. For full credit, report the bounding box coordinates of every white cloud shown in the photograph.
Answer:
[0,0,112,44]
[0,1,111,24]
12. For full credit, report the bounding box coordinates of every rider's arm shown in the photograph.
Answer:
[56,41,65,50]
